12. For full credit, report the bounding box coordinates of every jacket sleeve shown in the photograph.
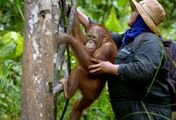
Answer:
[118,34,165,82]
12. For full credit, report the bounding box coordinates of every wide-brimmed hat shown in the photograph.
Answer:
[130,0,165,35]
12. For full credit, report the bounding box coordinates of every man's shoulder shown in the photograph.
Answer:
[134,32,162,46]
[136,32,160,41]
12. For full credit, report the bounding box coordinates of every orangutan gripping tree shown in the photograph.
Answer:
[54,18,117,120]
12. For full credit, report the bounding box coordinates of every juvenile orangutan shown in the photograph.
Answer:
[55,17,117,120]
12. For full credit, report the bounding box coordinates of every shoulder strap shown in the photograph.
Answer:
[131,32,165,98]
[132,32,152,50]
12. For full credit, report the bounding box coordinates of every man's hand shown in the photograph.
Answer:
[89,58,119,75]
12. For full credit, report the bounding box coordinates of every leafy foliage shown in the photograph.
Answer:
[0,60,22,120]
[77,0,176,40]
[77,0,129,25]
[0,0,24,35]
[0,32,23,119]
[105,7,121,32]
[159,0,176,29]
[57,88,114,120]
[0,32,23,62]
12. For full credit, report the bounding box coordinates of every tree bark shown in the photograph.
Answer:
[22,0,54,119]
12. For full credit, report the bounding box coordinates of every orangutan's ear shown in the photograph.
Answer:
[104,34,108,39]
[101,33,109,44]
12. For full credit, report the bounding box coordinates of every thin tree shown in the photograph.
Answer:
[22,0,55,119]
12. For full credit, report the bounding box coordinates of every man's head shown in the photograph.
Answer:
[129,0,165,35]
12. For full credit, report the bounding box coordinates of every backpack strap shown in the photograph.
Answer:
[132,32,159,50]
[132,32,147,50]
[131,32,165,98]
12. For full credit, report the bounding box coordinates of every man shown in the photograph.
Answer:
[77,0,172,119]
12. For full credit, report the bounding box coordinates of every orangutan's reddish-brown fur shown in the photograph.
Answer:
[55,17,117,120]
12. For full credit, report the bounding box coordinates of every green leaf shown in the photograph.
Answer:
[117,0,128,8]
[93,0,101,5]
[105,7,121,32]
[0,31,23,60]
[15,33,23,58]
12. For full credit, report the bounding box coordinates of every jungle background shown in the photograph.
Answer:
[0,0,175,119]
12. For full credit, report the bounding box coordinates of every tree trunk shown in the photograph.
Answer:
[22,0,55,119]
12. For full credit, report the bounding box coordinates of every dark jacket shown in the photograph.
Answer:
[88,17,170,104]
[109,32,171,104]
